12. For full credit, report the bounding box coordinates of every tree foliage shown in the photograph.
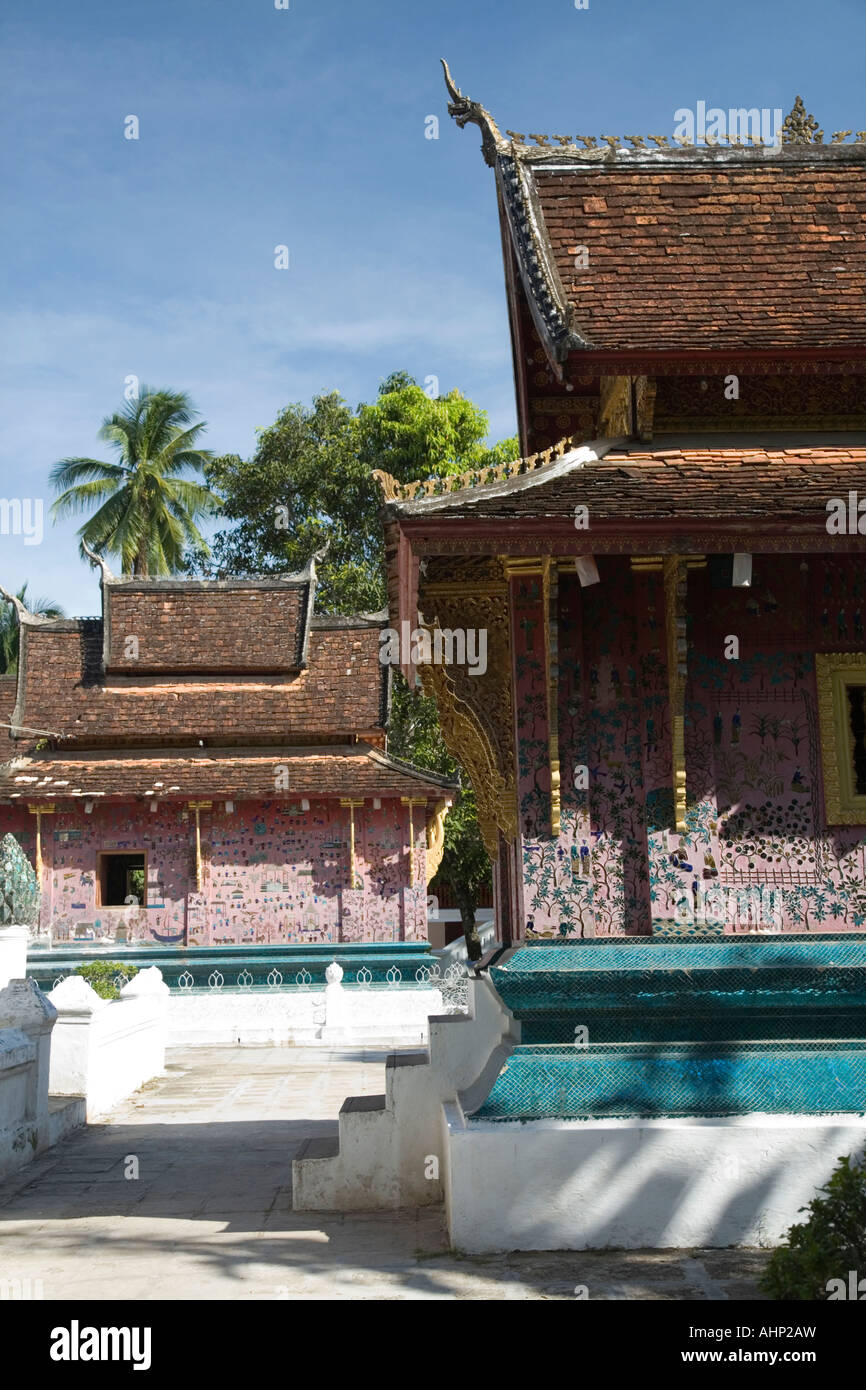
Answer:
[760,1153,866,1300]
[205,372,517,612]
[205,373,511,946]
[51,388,220,576]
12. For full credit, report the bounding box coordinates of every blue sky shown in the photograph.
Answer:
[1,0,864,614]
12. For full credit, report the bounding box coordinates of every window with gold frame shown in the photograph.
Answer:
[815,653,866,824]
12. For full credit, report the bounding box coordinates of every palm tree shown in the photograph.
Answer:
[50,388,221,576]
[0,585,64,674]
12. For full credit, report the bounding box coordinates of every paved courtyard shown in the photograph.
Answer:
[0,1047,770,1300]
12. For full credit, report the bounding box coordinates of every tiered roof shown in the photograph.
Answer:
[0,745,453,803]
[380,438,866,523]
[0,557,454,805]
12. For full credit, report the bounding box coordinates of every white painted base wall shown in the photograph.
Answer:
[292,971,866,1252]
[167,986,444,1048]
[0,926,29,990]
[445,1111,866,1251]
[47,968,169,1120]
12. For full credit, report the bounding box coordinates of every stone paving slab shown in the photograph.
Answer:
[0,1046,771,1300]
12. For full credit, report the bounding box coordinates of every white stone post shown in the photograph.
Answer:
[0,978,57,1173]
[0,926,29,989]
[119,966,169,1080]
[46,975,108,1103]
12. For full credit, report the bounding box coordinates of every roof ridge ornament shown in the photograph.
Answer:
[0,583,58,628]
[440,58,506,167]
[781,96,824,145]
[80,540,117,583]
[372,434,580,504]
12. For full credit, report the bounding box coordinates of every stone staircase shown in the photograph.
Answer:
[292,977,518,1211]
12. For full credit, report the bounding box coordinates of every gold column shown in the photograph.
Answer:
[663,558,689,832]
[542,557,561,837]
[340,799,365,889]
[27,803,55,880]
[187,801,212,892]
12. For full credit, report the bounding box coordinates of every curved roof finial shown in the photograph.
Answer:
[0,584,62,628]
[80,540,116,583]
[0,584,28,623]
[440,59,505,167]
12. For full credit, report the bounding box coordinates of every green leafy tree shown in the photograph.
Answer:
[432,789,492,961]
[50,388,221,576]
[205,372,516,610]
[205,372,514,951]
[74,961,139,1002]
[760,1153,866,1300]
[0,585,64,674]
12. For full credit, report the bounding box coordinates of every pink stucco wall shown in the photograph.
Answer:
[0,798,427,945]
[513,554,866,937]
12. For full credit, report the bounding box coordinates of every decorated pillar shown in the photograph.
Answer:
[340,799,365,890]
[187,801,212,892]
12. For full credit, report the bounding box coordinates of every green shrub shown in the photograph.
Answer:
[74,960,139,1001]
[760,1153,866,1300]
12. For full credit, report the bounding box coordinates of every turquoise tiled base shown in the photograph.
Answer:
[481,936,866,1119]
[472,1042,866,1121]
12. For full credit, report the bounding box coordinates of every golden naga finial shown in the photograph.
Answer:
[371,469,402,502]
[440,59,506,167]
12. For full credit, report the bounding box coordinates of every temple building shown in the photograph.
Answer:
[0,554,453,945]
[375,76,866,941]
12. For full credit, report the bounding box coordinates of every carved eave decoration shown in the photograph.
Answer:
[417,564,518,859]
[371,436,619,508]
[425,798,449,883]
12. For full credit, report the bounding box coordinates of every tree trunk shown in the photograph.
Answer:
[457,891,482,961]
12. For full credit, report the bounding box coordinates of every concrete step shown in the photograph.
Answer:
[295,1135,340,1161]
[340,1093,386,1115]
[46,1095,86,1147]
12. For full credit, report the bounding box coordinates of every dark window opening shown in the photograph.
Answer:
[98,853,147,907]
[847,686,866,795]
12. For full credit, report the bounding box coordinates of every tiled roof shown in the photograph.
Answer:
[13,616,387,745]
[389,440,866,522]
[527,160,866,353]
[104,577,311,673]
[0,745,454,802]
[440,67,866,361]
